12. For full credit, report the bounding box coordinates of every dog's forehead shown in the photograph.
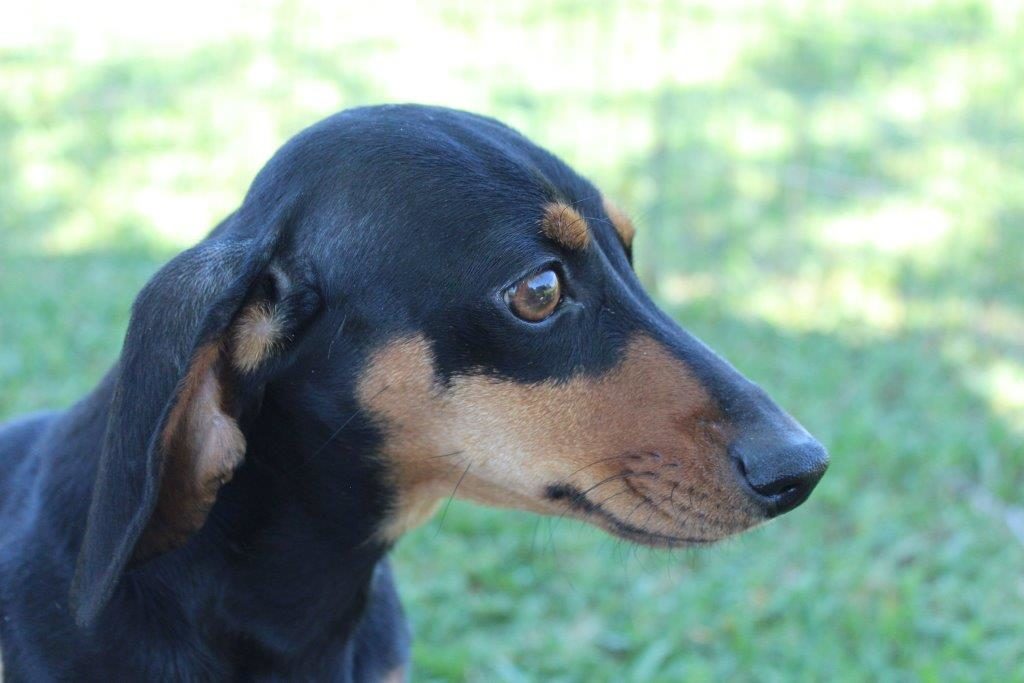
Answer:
[255,105,633,312]
[347,108,592,218]
[286,109,613,255]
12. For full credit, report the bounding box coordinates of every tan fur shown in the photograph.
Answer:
[541,202,590,251]
[602,197,636,248]
[231,302,284,373]
[358,334,762,544]
[137,343,246,559]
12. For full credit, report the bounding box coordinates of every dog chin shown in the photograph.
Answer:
[585,513,732,548]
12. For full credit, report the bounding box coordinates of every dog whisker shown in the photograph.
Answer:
[621,493,654,528]
[548,472,654,535]
[564,453,637,480]
[423,450,464,460]
[549,473,650,533]
[591,487,631,510]
[434,461,472,538]
[640,490,676,530]
[326,314,347,360]
[301,383,390,467]
[577,471,654,499]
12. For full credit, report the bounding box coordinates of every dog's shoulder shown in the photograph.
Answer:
[0,409,56,455]
[0,410,60,521]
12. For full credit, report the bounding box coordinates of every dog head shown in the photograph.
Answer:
[73,105,827,624]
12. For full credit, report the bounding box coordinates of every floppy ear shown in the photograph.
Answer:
[70,219,309,626]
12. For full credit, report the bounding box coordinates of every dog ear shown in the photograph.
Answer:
[71,215,312,626]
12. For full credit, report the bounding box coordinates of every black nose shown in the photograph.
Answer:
[731,439,829,517]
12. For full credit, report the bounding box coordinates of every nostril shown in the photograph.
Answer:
[750,472,806,499]
[733,453,748,479]
[774,482,800,499]
[753,473,806,499]
[731,439,829,517]
[748,470,820,517]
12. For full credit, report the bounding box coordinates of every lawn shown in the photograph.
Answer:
[1,1,1022,680]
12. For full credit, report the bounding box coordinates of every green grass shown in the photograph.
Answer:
[2,1,1022,679]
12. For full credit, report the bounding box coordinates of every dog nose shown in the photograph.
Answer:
[731,438,829,517]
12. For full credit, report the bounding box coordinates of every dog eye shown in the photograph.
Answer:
[504,269,562,322]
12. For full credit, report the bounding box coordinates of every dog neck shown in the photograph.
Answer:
[169,391,400,667]
[59,375,405,675]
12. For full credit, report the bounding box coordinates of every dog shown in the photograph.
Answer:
[0,104,828,680]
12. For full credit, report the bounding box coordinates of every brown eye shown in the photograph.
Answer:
[504,269,562,322]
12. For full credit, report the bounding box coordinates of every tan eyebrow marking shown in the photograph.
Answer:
[602,197,635,249]
[540,202,590,251]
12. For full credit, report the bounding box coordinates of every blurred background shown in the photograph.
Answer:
[1,0,1021,679]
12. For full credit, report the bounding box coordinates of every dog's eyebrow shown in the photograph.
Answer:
[540,202,590,251]
[601,197,635,249]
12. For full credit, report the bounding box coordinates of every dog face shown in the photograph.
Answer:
[73,105,827,624]
[274,106,827,545]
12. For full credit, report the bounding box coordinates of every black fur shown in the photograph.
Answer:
[0,105,827,680]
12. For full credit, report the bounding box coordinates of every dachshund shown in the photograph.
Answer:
[0,104,828,680]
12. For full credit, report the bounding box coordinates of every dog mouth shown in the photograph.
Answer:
[600,521,715,549]
[543,482,745,548]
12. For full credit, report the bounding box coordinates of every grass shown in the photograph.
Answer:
[1,0,1022,679]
